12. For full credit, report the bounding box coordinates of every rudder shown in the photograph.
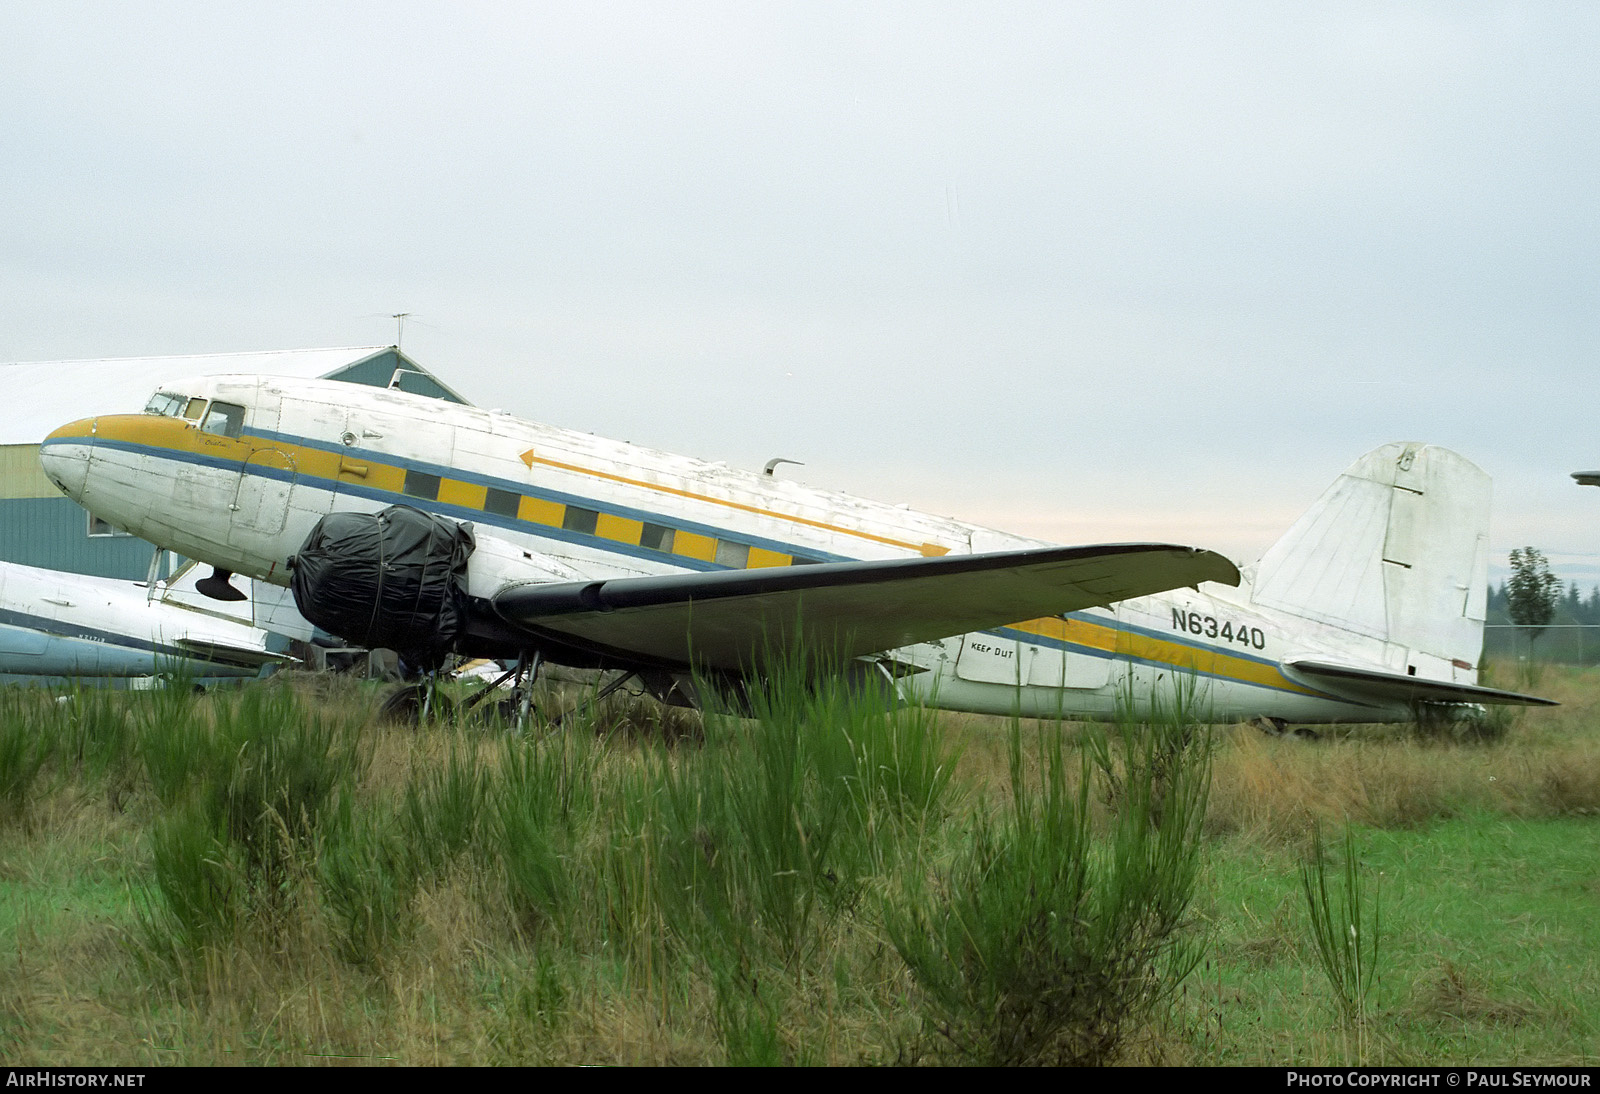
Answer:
[1250,443,1489,679]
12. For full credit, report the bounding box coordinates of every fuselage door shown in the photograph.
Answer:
[224,389,296,547]
[230,447,298,543]
[955,632,1026,685]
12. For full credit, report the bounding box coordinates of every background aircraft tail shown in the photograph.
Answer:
[1249,443,1490,679]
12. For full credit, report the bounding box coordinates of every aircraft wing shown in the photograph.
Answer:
[492,543,1239,672]
[172,638,296,670]
[1284,659,1557,707]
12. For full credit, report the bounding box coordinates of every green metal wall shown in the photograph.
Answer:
[327,350,468,404]
[0,496,168,579]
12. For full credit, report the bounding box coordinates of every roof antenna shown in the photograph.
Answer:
[392,312,410,349]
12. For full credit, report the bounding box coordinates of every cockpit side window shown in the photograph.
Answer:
[201,401,246,438]
[183,397,208,421]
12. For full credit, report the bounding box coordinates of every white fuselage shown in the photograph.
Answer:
[41,375,1436,721]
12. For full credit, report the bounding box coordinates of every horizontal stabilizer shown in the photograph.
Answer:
[493,542,1240,673]
[172,638,296,670]
[1284,659,1556,707]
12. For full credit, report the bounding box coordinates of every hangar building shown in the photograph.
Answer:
[0,346,468,581]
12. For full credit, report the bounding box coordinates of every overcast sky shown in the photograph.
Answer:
[4,2,1597,583]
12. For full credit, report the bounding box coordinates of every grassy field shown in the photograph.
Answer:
[1,664,1596,1066]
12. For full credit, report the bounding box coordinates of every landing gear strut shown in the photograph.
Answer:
[550,669,639,728]
[456,650,544,730]
[379,652,643,734]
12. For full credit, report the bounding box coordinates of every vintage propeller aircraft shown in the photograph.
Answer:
[40,375,1549,723]
[0,557,292,684]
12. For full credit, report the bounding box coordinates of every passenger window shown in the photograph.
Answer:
[484,488,521,518]
[201,402,245,438]
[640,523,676,552]
[404,470,441,500]
[715,541,750,568]
[562,507,599,535]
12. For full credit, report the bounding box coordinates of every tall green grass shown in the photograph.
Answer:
[1301,823,1381,1029]
[403,729,489,882]
[0,689,54,826]
[491,725,600,939]
[647,664,954,974]
[887,702,1212,1066]
[319,796,417,969]
[6,661,1595,1064]
[134,684,365,971]
[0,687,137,826]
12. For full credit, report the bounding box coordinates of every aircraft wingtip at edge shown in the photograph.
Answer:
[1193,548,1242,589]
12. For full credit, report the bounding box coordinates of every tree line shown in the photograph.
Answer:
[1487,580,1600,628]
[1484,547,1599,663]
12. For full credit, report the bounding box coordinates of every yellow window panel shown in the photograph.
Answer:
[747,546,790,569]
[596,513,644,545]
[673,530,717,562]
[438,479,487,509]
[518,496,566,527]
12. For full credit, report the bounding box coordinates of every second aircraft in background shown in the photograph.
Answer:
[0,557,292,684]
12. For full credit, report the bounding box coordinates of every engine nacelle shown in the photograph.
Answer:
[290,505,475,670]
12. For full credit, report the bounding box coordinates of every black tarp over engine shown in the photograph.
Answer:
[290,505,476,670]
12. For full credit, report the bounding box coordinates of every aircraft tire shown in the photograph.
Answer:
[492,696,537,726]
[378,683,456,725]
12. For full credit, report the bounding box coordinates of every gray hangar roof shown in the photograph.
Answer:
[0,346,469,446]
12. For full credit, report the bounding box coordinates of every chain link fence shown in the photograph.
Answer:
[1483,624,1600,665]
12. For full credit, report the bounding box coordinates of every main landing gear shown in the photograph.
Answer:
[379,650,647,732]
[1248,715,1320,741]
[460,650,543,728]
[380,652,547,729]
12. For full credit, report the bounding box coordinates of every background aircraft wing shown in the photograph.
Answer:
[1284,659,1557,707]
[491,543,1239,672]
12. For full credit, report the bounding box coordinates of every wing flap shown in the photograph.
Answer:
[172,637,296,669]
[492,543,1239,672]
[1284,659,1556,707]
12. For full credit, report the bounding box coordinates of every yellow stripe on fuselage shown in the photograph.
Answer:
[79,415,1310,696]
[1007,614,1320,697]
[84,415,953,562]
[518,448,951,556]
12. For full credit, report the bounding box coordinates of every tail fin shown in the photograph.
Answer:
[1250,443,1489,676]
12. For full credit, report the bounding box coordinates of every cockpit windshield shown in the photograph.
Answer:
[141,390,215,425]
[142,391,187,417]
